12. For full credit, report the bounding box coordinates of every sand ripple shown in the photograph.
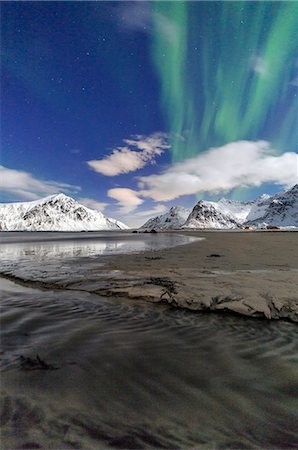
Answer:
[1,280,298,449]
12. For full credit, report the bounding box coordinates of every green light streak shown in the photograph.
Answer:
[150,2,298,162]
[151,2,196,161]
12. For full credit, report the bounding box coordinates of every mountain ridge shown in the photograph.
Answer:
[1,186,297,231]
[0,193,128,231]
[142,206,191,230]
[140,185,298,230]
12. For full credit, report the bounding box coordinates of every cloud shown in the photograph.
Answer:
[87,133,169,176]
[0,165,80,201]
[138,141,298,201]
[136,204,168,217]
[88,148,147,176]
[78,198,107,212]
[107,188,143,214]
[119,204,168,229]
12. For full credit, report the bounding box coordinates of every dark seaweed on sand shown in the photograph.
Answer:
[20,355,58,371]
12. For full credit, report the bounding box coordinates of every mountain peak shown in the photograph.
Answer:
[141,205,191,229]
[141,184,298,230]
[42,193,75,202]
[0,195,128,231]
[289,184,298,193]
[183,200,239,229]
[49,192,70,200]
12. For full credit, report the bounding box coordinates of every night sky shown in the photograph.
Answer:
[1,2,297,226]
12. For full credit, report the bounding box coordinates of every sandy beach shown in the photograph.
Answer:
[55,230,298,322]
[1,230,298,449]
[1,230,297,321]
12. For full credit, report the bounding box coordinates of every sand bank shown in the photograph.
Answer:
[81,231,298,321]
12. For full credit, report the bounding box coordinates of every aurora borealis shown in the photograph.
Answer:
[1,1,297,225]
[151,2,298,161]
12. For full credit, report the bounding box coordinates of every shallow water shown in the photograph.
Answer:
[0,232,199,284]
[0,231,198,256]
[0,233,298,449]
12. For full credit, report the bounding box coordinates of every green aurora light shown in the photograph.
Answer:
[151,2,298,162]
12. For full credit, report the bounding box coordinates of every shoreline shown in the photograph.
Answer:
[1,230,297,322]
[99,230,298,321]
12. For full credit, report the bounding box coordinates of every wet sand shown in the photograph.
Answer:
[73,231,298,321]
[1,231,297,321]
[1,231,298,449]
[1,278,298,449]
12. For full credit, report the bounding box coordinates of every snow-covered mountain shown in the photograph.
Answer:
[246,184,298,227]
[142,206,191,230]
[141,185,298,230]
[215,199,253,223]
[182,201,239,229]
[0,193,128,231]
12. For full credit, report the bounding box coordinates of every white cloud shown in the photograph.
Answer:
[88,148,144,176]
[78,198,107,212]
[87,133,169,176]
[136,204,168,217]
[118,204,167,229]
[138,141,298,201]
[120,206,168,229]
[0,165,80,201]
[107,188,143,214]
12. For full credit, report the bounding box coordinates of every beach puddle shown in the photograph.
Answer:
[0,232,200,284]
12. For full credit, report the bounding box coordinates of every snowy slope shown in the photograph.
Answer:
[215,199,253,224]
[141,206,191,230]
[0,193,128,231]
[246,185,298,227]
[183,201,239,229]
[244,194,272,223]
[141,185,298,230]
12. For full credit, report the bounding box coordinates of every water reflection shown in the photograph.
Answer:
[0,232,200,284]
[0,239,125,260]
[0,232,198,261]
